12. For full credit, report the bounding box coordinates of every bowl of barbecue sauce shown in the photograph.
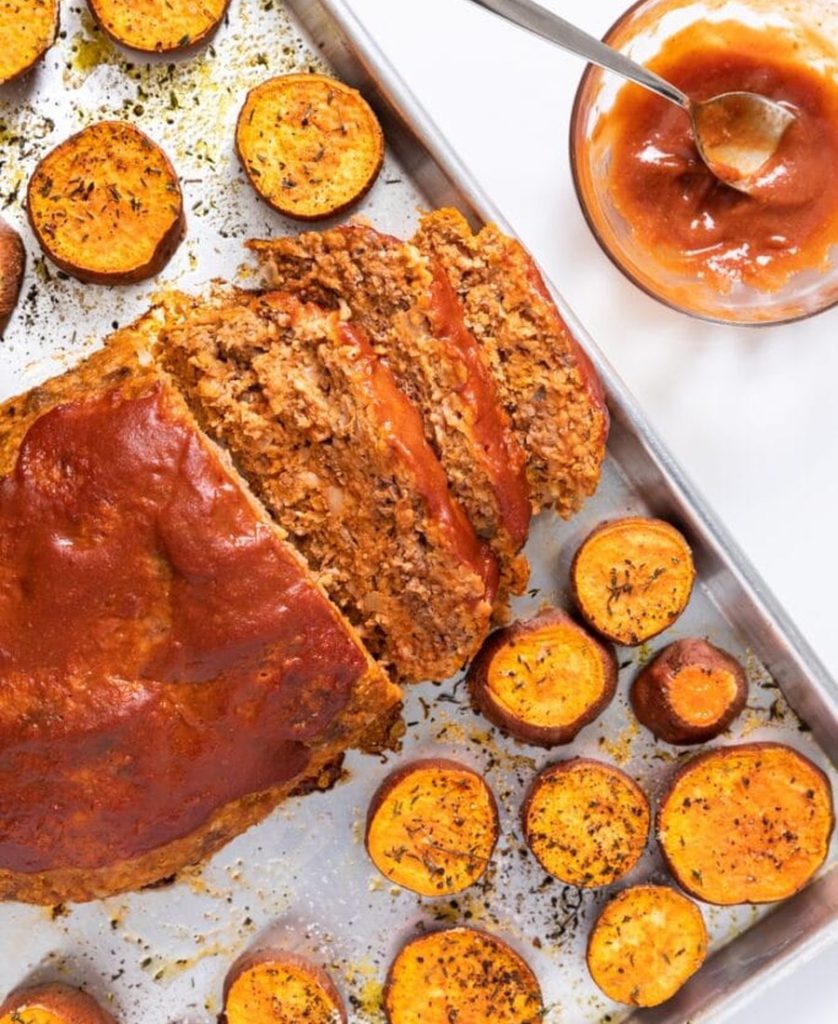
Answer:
[570,0,838,324]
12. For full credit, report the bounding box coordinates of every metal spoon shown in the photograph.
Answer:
[465,0,796,193]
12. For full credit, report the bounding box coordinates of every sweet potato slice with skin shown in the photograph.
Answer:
[236,74,384,221]
[0,983,116,1024]
[27,121,185,285]
[87,0,230,54]
[631,638,747,744]
[223,950,347,1024]
[572,517,695,645]
[522,758,650,887]
[467,609,617,747]
[384,927,543,1024]
[587,885,708,1007]
[365,759,499,897]
[0,0,58,85]
[0,218,24,335]
[658,742,834,905]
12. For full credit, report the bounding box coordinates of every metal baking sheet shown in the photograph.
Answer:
[0,2,835,1022]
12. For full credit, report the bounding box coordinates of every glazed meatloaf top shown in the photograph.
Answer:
[0,320,400,905]
[249,225,531,603]
[158,290,496,684]
[413,208,609,517]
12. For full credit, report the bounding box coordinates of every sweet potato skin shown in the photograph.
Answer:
[467,609,617,747]
[658,742,834,905]
[383,927,543,1024]
[586,885,708,1007]
[222,949,347,1024]
[87,0,230,54]
[522,758,650,887]
[365,758,499,896]
[236,74,384,221]
[0,0,59,86]
[0,984,116,1024]
[27,120,185,285]
[571,517,696,645]
[631,639,747,744]
[0,218,25,335]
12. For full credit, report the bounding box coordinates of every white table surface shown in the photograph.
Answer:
[347,0,837,1020]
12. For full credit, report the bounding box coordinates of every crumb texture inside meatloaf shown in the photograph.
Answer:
[413,208,609,517]
[249,226,532,600]
[159,290,494,684]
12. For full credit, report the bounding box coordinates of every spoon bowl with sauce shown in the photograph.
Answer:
[569,0,838,324]
[467,0,796,193]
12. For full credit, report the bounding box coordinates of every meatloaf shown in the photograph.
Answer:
[157,289,496,684]
[413,208,609,516]
[248,225,531,602]
[0,318,400,905]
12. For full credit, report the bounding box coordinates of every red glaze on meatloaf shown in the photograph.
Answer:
[0,322,399,904]
[249,225,531,605]
[414,208,609,517]
[158,290,496,684]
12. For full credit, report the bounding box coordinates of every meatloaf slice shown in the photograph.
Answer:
[413,208,609,517]
[157,290,495,684]
[248,225,531,604]
[0,317,400,905]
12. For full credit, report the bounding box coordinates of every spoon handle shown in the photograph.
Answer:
[465,0,690,110]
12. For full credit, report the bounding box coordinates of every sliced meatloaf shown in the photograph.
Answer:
[248,225,531,603]
[157,289,496,684]
[0,318,401,905]
[413,208,609,517]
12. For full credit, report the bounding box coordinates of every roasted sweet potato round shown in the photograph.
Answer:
[87,0,230,54]
[236,74,384,221]
[365,759,498,897]
[658,743,834,905]
[467,609,617,747]
[571,517,695,645]
[0,983,116,1024]
[0,0,58,85]
[384,927,543,1024]
[0,218,24,335]
[27,121,185,285]
[586,885,708,1007]
[522,758,650,887]
[223,949,347,1024]
[631,638,747,744]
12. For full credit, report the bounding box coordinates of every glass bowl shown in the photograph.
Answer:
[569,0,838,325]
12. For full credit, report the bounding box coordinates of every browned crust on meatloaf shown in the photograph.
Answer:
[413,208,609,516]
[0,318,401,905]
[157,289,495,683]
[248,226,531,606]
[0,749,349,905]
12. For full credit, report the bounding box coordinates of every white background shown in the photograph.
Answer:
[347,0,836,1020]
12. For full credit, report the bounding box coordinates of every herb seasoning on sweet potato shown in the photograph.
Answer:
[223,950,347,1024]
[587,885,708,1007]
[631,638,747,744]
[467,609,617,747]
[571,517,695,645]
[522,758,650,887]
[658,742,834,905]
[236,74,384,221]
[87,0,230,54]
[27,121,185,285]
[0,218,24,335]
[0,983,116,1024]
[366,759,498,896]
[384,927,543,1024]
[0,0,58,85]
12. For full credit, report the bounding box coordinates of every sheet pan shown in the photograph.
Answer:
[0,2,835,1021]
